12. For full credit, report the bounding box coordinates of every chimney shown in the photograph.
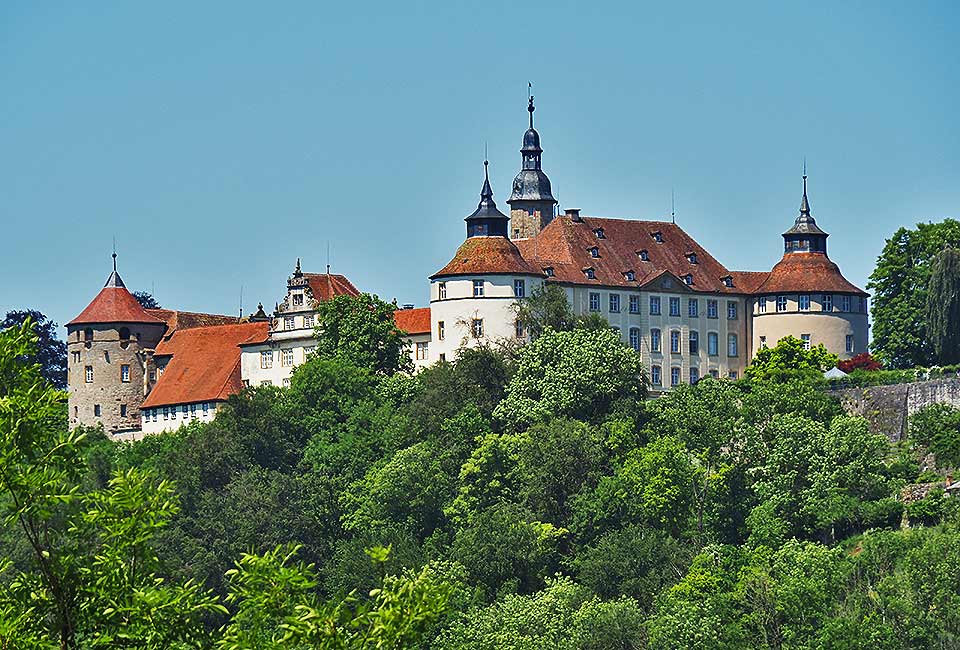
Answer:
[566,208,582,222]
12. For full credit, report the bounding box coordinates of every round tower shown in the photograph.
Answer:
[508,95,557,239]
[66,255,167,433]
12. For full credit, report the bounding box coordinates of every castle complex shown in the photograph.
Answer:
[66,97,868,438]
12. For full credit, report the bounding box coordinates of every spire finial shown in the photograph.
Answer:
[799,163,811,217]
[295,257,301,275]
[112,251,117,272]
[528,83,535,128]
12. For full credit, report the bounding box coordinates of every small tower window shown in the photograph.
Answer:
[687,253,698,264]
[85,366,93,383]
[84,328,93,343]
[583,267,595,280]
[119,327,130,341]
[624,270,635,282]
[593,228,605,239]
[94,404,101,417]
[589,246,600,258]
[292,293,304,307]
[472,318,484,338]
[651,231,663,243]
[438,282,447,300]
[683,274,694,285]
[473,280,485,297]
[722,276,734,288]
[120,365,130,383]
[637,249,650,261]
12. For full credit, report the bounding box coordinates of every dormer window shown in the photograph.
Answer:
[624,270,636,282]
[637,249,649,261]
[683,274,694,285]
[721,275,734,288]
[593,228,605,239]
[686,252,698,264]
[543,267,554,277]
[651,231,663,243]
[292,293,304,307]
[589,246,600,258]
[583,267,596,280]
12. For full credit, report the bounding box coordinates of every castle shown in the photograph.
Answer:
[66,97,868,438]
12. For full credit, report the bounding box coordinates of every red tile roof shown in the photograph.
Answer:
[516,216,746,293]
[147,309,240,332]
[394,307,431,335]
[304,273,361,301]
[432,236,542,279]
[142,321,269,408]
[68,287,165,326]
[753,252,867,295]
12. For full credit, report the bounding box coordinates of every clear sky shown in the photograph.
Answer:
[2,1,958,332]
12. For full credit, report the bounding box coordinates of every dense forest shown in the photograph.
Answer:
[2,285,960,649]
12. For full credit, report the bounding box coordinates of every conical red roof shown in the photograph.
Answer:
[68,272,164,326]
[753,252,867,296]
[431,236,542,279]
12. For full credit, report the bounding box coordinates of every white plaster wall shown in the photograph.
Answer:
[139,401,223,435]
[402,332,432,370]
[752,293,869,359]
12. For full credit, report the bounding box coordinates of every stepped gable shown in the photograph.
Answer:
[753,252,867,295]
[68,274,164,326]
[148,309,239,333]
[516,215,746,293]
[431,236,542,279]
[303,273,360,300]
[394,307,431,335]
[142,321,269,409]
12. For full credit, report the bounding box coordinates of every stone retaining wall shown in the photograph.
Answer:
[830,378,960,442]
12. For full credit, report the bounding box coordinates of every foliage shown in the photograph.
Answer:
[132,291,161,309]
[513,282,576,338]
[1,310,67,390]
[744,335,838,383]
[868,218,960,368]
[926,246,960,365]
[909,403,960,469]
[494,327,645,429]
[313,293,412,374]
[837,352,883,373]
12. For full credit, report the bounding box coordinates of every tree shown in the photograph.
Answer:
[132,291,161,309]
[868,219,960,368]
[514,282,576,338]
[925,246,960,365]
[1,310,66,389]
[744,335,837,383]
[494,328,645,429]
[314,294,412,374]
[909,403,960,470]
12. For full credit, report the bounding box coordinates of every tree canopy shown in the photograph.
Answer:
[925,246,960,365]
[1,310,67,389]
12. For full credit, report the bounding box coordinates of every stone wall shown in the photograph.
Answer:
[831,378,960,442]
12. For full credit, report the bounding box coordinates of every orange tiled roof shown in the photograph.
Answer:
[147,309,240,332]
[68,287,165,326]
[142,321,269,409]
[753,252,867,296]
[394,307,431,335]
[304,273,361,300]
[432,236,541,279]
[516,216,747,293]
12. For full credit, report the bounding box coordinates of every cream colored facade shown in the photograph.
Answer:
[752,293,868,359]
[140,401,224,435]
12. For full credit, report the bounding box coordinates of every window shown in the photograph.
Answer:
[651,365,662,386]
[515,320,525,339]
[242,380,249,387]
[625,270,636,282]
[651,329,662,352]
[594,227,605,239]
[415,342,429,360]
[652,231,664,243]
[687,253,698,264]
[284,316,295,330]
[708,332,719,356]
[707,300,718,319]
[589,246,600,258]
[722,276,734,288]
[152,409,158,422]
[860,297,867,313]
[609,294,621,313]
[149,368,156,382]
[120,365,130,383]
[472,319,484,338]
[292,293,304,307]
[710,369,719,378]
[439,353,446,362]
[760,335,767,349]
[589,293,601,312]
[281,349,294,367]
[670,330,681,353]
[544,267,554,277]
[638,249,650,261]
[514,279,525,298]
[282,378,291,387]
[163,407,169,420]
[261,380,273,387]
[757,298,767,313]
[727,301,738,320]
[181,405,188,418]
[94,404,101,417]
[119,327,130,341]
[822,294,833,311]
[85,366,93,383]
[190,403,198,418]
[203,402,210,415]
[84,328,93,342]
[304,345,315,357]
[776,296,788,312]
[629,327,640,351]
[439,282,447,300]
[629,295,640,314]
[71,350,80,363]
[671,367,681,386]
[584,268,596,280]
[801,334,811,350]
[689,331,699,355]
[104,351,110,363]
[841,295,851,312]
[650,296,661,315]
[728,370,739,380]
[688,299,699,318]
[728,333,739,357]
[690,367,700,384]
[473,280,484,297]
[304,314,315,328]
[669,297,681,317]
[683,274,693,286]
[799,294,810,311]
[260,351,273,369]
[438,321,445,340]
[846,334,855,353]
[120,404,127,417]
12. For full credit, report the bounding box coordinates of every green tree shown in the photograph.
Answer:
[925,246,960,365]
[744,335,838,383]
[1,310,67,390]
[314,293,412,374]
[494,327,645,429]
[513,282,576,338]
[909,403,960,470]
[132,291,161,309]
[868,218,960,368]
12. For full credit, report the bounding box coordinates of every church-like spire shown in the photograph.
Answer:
[782,171,828,255]
[104,252,125,288]
[799,173,811,217]
[528,94,535,129]
[465,160,509,238]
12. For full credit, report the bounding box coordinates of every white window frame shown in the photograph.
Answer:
[629,327,640,351]
[801,334,811,350]
[776,296,788,312]
[707,300,718,319]
[707,332,719,356]
[670,330,681,354]
[609,293,621,313]
[472,318,484,338]
[589,292,601,312]
[669,297,681,317]
[651,328,661,353]
[85,366,93,383]
[514,279,525,298]
[688,299,698,318]
[822,294,833,311]
[439,282,447,300]
[689,331,699,355]
[650,295,661,315]
[120,364,130,383]
[799,294,810,311]
[728,333,739,357]
[727,301,738,320]
[281,349,294,367]
[629,295,640,314]
[473,280,484,297]
[284,316,295,330]
[651,365,662,386]
[260,350,273,369]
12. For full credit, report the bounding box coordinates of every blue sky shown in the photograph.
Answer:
[2,1,958,332]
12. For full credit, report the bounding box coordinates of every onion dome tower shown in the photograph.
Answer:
[508,95,557,239]
[465,160,509,237]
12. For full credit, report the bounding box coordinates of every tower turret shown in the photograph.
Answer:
[465,160,509,237]
[782,174,828,254]
[508,95,557,239]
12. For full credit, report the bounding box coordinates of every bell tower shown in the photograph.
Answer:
[508,95,557,239]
